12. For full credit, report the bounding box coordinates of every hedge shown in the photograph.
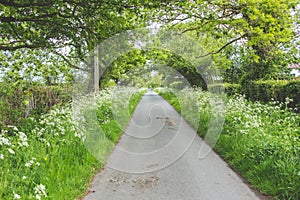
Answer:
[208,79,299,111]
[208,83,242,95]
[244,79,300,111]
[0,82,72,128]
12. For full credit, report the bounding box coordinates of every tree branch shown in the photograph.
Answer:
[9,23,22,40]
[0,0,52,8]
[52,50,90,72]
[196,34,247,58]
[0,43,43,50]
[0,13,59,23]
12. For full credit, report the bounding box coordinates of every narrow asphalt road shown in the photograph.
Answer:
[84,92,262,200]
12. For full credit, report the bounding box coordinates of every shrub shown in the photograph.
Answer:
[0,82,72,129]
[244,79,300,111]
[0,86,144,200]
[208,83,242,96]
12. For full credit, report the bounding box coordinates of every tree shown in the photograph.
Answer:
[154,0,299,82]
[99,49,147,88]
[145,49,209,90]
[0,0,165,89]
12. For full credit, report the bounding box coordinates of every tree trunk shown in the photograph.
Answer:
[94,46,99,93]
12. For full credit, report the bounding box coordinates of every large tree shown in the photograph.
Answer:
[0,0,165,85]
[0,1,157,51]
[1,0,299,87]
[155,0,299,82]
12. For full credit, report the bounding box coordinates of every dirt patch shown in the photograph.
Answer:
[132,176,159,189]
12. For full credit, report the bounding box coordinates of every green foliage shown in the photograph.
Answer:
[244,79,300,111]
[0,82,25,127]
[0,106,100,200]
[0,82,71,128]
[0,0,164,90]
[0,49,74,85]
[218,95,300,200]
[159,88,300,200]
[209,80,299,112]
[156,0,299,81]
[208,83,242,96]
[0,0,153,52]
[0,87,144,199]
[145,49,208,90]
[96,89,145,143]
[223,83,242,96]
[100,49,147,88]
[156,89,181,112]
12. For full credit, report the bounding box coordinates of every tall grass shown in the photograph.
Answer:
[158,87,300,200]
[0,87,145,200]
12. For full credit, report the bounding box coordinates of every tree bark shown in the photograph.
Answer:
[94,46,99,93]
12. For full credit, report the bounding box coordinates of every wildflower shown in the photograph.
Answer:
[37,131,43,136]
[25,162,32,167]
[285,97,293,104]
[34,184,47,199]
[35,194,41,200]
[7,125,18,131]
[22,176,27,180]
[0,154,4,160]
[25,158,37,167]
[0,135,11,146]
[8,148,15,154]
[13,193,21,199]
[18,132,29,147]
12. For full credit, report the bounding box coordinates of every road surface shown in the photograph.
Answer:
[84,92,263,200]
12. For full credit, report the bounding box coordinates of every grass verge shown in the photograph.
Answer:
[157,87,300,200]
[0,87,145,200]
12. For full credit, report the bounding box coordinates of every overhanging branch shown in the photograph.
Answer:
[52,50,89,72]
[0,43,42,50]
[196,34,246,58]
[0,13,59,23]
[0,0,52,8]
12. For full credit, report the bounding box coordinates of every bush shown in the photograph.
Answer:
[0,82,72,128]
[213,80,300,112]
[0,86,145,200]
[244,79,300,111]
[208,83,242,96]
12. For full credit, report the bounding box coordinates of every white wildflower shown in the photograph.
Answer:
[25,158,37,167]
[25,162,32,167]
[0,154,4,159]
[7,125,18,131]
[35,194,41,200]
[22,176,27,180]
[1,129,8,134]
[34,184,47,199]
[0,135,11,146]
[8,148,15,154]
[18,132,29,147]
[13,193,21,199]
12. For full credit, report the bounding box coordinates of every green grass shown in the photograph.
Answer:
[157,87,300,200]
[0,87,145,200]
